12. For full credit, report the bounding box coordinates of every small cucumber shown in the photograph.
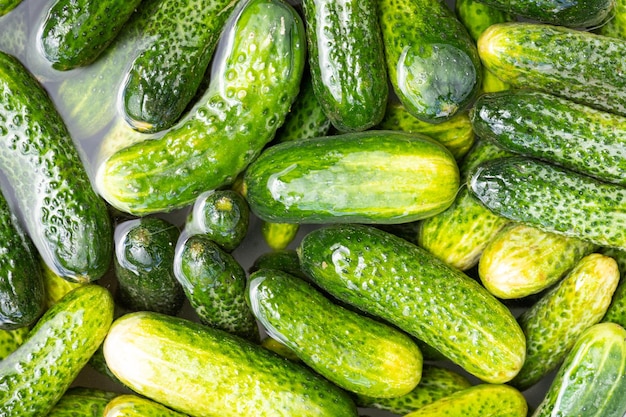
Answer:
[511,253,620,390]
[104,394,187,417]
[378,0,482,123]
[243,130,460,224]
[532,322,626,417]
[0,285,114,417]
[247,268,423,397]
[95,0,306,215]
[0,326,28,360]
[261,222,300,250]
[47,387,119,417]
[298,224,526,384]
[103,311,359,417]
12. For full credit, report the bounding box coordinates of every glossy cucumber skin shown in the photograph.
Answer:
[469,156,626,250]
[104,394,188,417]
[47,387,119,417]
[38,0,142,70]
[0,0,21,17]
[478,23,626,117]
[96,0,306,215]
[378,0,482,123]
[298,224,526,384]
[302,0,387,132]
[247,269,423,397]
[0,51,112,281]
[243,130,460,224]
[0,285,114,417]
[533,322,626,417]
[471,90,626,186]
[103,311,359,417]
[511,253,619,390]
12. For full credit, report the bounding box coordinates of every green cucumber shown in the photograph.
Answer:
[479,223,596,299]
[468,156,626,250]
[249,249,308,280]
[243,130,460,224]
[103,311,359,417]
[114,217,185,315]
[602,247,626,326]
[259,335,302,361]
[247,268,423,397]
[478,22,626,117]
[47,387,119,417]
[173,233,259,342]
[0,50,112,281]
[532,322,626,417]
[42,259,84,308]
[104,394,187,417]
[38,0,142,70]
[0,285,114,417]
[301,0,388,132]
[378,0,482,123]
[298,224,526,384]
[511,253,620,390]
[0,0,21,17]
[471,90,626,186]
[597,0,626,38]
[0,326,28,360]
[95,0,306,215]
[261,222,300,250]
[455,0,513,42]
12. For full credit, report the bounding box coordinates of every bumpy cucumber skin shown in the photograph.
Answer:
[96,0,306,215]
[0,0,21,17]
[104,394,187,417]
[174,233,259,342]
[404,384,528,417]
[479,224,596,299]
[0,326,28,360]
[355,365,472,415]
[248,269,423,397]
[302,0,388,132]
[0,51,112,281]
[39,0,142,70]
[511,253,619,390]
[478,23,626,117]
[469,156,626,249]
[103,311,359,417]
[47,387,119,417]
[378,0,482,123]
[471,90,626,186]
[0,285,114,417]
[533,322,626,417]
[114,217,185,316]
[298,224,526,384]
[455,0,513,42]
[243,130,460,224]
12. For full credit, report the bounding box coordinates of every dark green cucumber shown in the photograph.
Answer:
[243,130,460,224]
[47,387,119,417]
[298,224,526,384]
[261,222,300,250]
[184,189,249,252]
[0,326,27,360]
[249,249,308,280]
[173,233,259,342]
[247,268,423,397]
[38,0,142,70]
[301,0,388,132]
[95,0,306,215]
[104,394,187,417]
[471,90,626,186]
[511,253,619,390]
[478,23,626,117]
[0,0,21,17]
[0,50,112,281]
[468,156,626,250]
[533,322,626,417]
[378,0,482,123]
[0,285,114,417]
[103,311,359,417]
[114,217,185,316]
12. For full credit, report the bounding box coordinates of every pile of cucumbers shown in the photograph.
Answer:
[1,0,626,415]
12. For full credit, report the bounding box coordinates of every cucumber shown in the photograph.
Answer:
[532,322,626,417]
[260,335,302,361]
[103,311,359,417]
[95,0,306,215]
[468,156,626,250]
[298,224,526,384]
[301,0,388,132]
[471,90,626,186]
[47,387,119,417]
[0,50,112,281]
[479,223,596,299]
[38,0,142,70]
[455,0,513,42]
[378,0,482,123]
[173,233,259,342]
[249,249,308,280]
[602,247,626,326]
[104,394,187,417]
[0,0,21,17]
[0,326,28,360]
[0,284,114,417]
[478,23,626,117]
[597,0,626,38]
[243,130,460,224]
[247,268,423,397]
[403,384,528,417]
[114,217,185,315]
[511,253,619,390]
[41,259,84,308]
[261,222,300,250]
